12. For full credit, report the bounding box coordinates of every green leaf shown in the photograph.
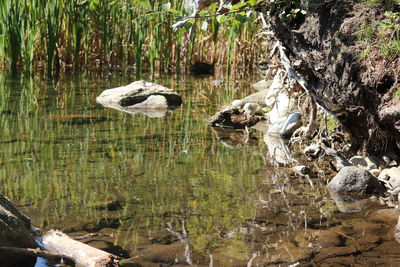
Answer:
[232,2,247,10]
[292,8,301,14]
[89,0,99,11]
[217,14,226,23]
[134,0,152,10]
[108,0,117,6]
[248,0,258,6]
[209,3,217,13]
[168,8,180,14]
[198,9,207,16]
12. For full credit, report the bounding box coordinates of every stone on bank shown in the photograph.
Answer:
[328,166,385,194]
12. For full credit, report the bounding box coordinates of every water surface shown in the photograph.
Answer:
[1,72,400,266]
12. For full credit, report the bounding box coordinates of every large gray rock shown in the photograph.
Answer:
[0,195,37,265]
[96,80,182,109]
[328,166,385,194]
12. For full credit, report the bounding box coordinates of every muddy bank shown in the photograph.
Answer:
[266,0,400,154]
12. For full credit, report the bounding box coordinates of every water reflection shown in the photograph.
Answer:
[1,72,400,266]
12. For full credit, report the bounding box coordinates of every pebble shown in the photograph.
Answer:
[303,143,321,158]
[292,165,311,175]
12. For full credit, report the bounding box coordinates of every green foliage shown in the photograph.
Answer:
[395,85,400,99]
[0,0,262,77]
[358,11,400,60]
[319,113,338,132]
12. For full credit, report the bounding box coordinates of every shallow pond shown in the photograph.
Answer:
[1,72,400,266]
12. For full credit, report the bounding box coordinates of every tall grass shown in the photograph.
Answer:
[0,0,262,78]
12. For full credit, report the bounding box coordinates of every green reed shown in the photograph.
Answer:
[0,0,261,78]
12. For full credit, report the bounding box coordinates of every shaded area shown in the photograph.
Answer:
[269,0,400,154]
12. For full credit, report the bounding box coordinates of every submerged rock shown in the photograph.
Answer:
[190,62,214,75]
[295,229,344,248]
[328,166,385,194]
[328,190,376,213]
[96,81,182,115]
[0,195,37,266]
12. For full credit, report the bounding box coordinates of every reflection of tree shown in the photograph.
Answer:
[166,221,193,264]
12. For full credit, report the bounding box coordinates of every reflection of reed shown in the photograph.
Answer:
[211,127,258,148]
[0,72,260,252]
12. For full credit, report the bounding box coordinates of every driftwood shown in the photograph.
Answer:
[0,246,73,264]
[42,230,119,267]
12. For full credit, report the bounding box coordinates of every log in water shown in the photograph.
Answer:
[42,230,119,267]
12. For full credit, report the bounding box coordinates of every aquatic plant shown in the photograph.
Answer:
[0,0,263,78]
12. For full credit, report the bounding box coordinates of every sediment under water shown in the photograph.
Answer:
[1,72,400,266]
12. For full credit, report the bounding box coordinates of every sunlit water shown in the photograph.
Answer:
[1,72,400,266]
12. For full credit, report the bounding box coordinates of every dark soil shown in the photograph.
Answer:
[268,0,400,154]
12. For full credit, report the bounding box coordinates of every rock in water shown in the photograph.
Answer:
[0,194,37,266]
[328,166,385,194]
[96,80,182,109]
[189,62,214,75]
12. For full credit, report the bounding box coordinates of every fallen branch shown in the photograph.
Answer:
[0,246,72,263]
[42,230,119,267]
[73,233,99,240]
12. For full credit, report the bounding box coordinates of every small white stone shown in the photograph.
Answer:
[292,165,311,175]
